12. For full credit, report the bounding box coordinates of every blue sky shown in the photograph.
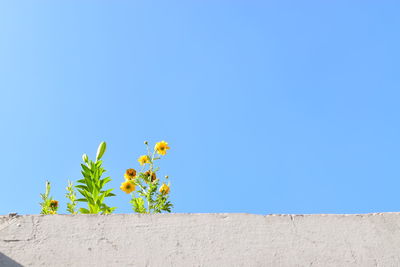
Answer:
[1,1,400,215]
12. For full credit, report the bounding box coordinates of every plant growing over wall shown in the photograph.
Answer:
[39,140,173,214]
[75,141,116,214]
[65,180,77,214]
[39,181,58,214]
[120,141,173,213]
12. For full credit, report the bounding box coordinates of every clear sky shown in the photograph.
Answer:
[1,1,400,215]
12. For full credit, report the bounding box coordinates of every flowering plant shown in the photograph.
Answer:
[39,140,173,214]
[75,141,116,214]
[120,141,173,213]
[39,181,58,214]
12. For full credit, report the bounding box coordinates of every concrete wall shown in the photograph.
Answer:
[1,213,400,266]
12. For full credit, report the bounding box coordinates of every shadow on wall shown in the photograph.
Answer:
[0,252,23,267]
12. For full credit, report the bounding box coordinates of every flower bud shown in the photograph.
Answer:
[82,154,88,163]
[96,141,107,161]
[144,141,148,145]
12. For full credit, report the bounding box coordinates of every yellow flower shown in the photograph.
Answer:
[120,180,135,194]
[154,141,170,155]
[124,168,136,180]
[151,172,157,182]
[49,200,58,209]
[138,155,150,166]
[159,183,170,195]
[143,170,157,183]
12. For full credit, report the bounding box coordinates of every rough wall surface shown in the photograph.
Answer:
[1,213,400,266]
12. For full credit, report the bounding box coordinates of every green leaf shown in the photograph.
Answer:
[81,163,91,173]
[100,177,111,188]
[75,185,88,190]
[88,161,94,170]
[79,208,90,214]
[109,207,116,213]
[98,193,106,204]
[77,189,93,202]
[103,188,113,196]
[131,197,146,213]
[92,186,99,198]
